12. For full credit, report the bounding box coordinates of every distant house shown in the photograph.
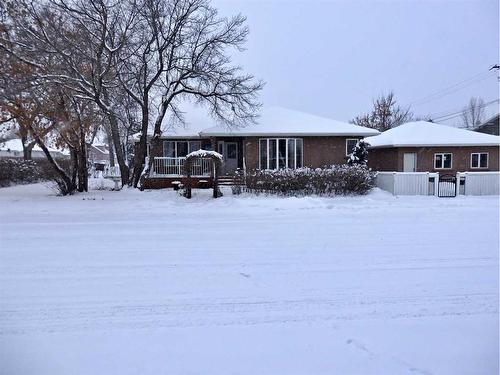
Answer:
[0,139,68,159]
[142,106,379,188]
[88,144,113,166]
[474,114,499,136]
[367,121,500,173]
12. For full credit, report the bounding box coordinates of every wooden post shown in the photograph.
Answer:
[213,161,219,198]
[185,159,192,199]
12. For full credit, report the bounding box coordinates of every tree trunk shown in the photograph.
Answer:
[70,147,78,187]
[101,90,129,187]
[77,128,88,192]
[107,113,129,186]
[31,128,75,195]
[132,106,149,188]
[21,136,34,160]
[105,126,115,167]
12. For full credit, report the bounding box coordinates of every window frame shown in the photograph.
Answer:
[434,152,453,170]
[470,152,489,169]
[259,138,303,170]
[163,140,202,158]
[345,138,359,156]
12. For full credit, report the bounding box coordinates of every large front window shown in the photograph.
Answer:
[259,138,303,169]
[163,140,202,157]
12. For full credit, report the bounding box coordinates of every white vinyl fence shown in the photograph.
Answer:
[376,171,500,196]
[376,172,438,196]
[458,172,500,196]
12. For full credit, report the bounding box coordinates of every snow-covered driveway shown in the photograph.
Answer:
[0,184,498,374]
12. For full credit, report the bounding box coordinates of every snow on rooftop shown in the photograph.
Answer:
[133,106,378,140]
[366,121,500,148]
[0,138,66,154]
[200,107,379,137]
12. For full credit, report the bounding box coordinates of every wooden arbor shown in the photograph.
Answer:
[184,150,224,199]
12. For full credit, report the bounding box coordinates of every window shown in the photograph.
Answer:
[471,153,488,169]
[259,138,303,169]
[163,140,202,158]
[434,153,452,169]
[346,139,359,156]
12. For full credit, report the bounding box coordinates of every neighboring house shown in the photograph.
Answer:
[367,121,500,173]
[0,138,68,159]
[474,114,499,136]
[88,143,114,168]
[144,107,379,188]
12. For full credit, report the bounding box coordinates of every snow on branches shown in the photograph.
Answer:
[347,139,370,166]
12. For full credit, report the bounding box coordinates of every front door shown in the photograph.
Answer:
[218,141,238,174]
[403,153,417,172]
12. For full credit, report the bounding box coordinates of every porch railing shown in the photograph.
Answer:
[151,157,211,177]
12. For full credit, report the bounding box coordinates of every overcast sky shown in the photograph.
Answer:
[213,0,499,125]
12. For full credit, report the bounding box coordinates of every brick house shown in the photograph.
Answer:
[366,121,500,173]
[144,107,379,188]
[475,114,499,136]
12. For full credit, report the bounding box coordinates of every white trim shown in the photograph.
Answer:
[345,138,359,156]
[434,153,453,169]
[470,152,489,169]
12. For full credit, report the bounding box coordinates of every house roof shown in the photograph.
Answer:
[474,113,499,136]
[366,121,500,148]
[90,144,110,155]
[132,106,379,140]
[199,107,379,137]
[0,138,67,154]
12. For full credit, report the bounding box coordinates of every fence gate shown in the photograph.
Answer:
[438,174,457,197]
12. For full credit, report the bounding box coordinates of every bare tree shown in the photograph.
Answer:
[117,0,263,187]
[0,0,137,186]
[460,97,485,129]
[351,92,413,132]
[1,0,263,189]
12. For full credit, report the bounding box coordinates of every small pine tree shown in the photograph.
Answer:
[347,139,369,166]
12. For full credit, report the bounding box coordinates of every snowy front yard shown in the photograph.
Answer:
[0,184,498,374]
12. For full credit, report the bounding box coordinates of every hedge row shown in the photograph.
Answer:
[0,158,72,187]
[243,164,375,196]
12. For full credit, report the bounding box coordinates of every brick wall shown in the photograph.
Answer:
[368,146,499,173]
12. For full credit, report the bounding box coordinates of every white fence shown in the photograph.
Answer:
[103,165,121,177]
[152,157,211,177]
[376,171,500,196]
[458,172,500,196]
[376,172,438,196]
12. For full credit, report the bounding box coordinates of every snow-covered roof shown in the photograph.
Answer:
[131,106,378,140]
[90,144,110,155]
[366,121,500,148]
[199,107,379,137]
[0,138,66,154]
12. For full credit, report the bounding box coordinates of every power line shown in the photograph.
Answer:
[431,98,499,122]
[408,70,496,107]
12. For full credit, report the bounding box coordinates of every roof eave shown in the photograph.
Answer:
[199,132,379,137]
[368,143,500,149]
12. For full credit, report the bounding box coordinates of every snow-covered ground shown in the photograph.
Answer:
[0,183,498,374]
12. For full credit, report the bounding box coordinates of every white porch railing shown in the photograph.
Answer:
[151,157,211,177]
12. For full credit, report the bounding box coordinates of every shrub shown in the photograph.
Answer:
[244,164,375,196]
[0,158,73,190]
[0,159,40,187]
